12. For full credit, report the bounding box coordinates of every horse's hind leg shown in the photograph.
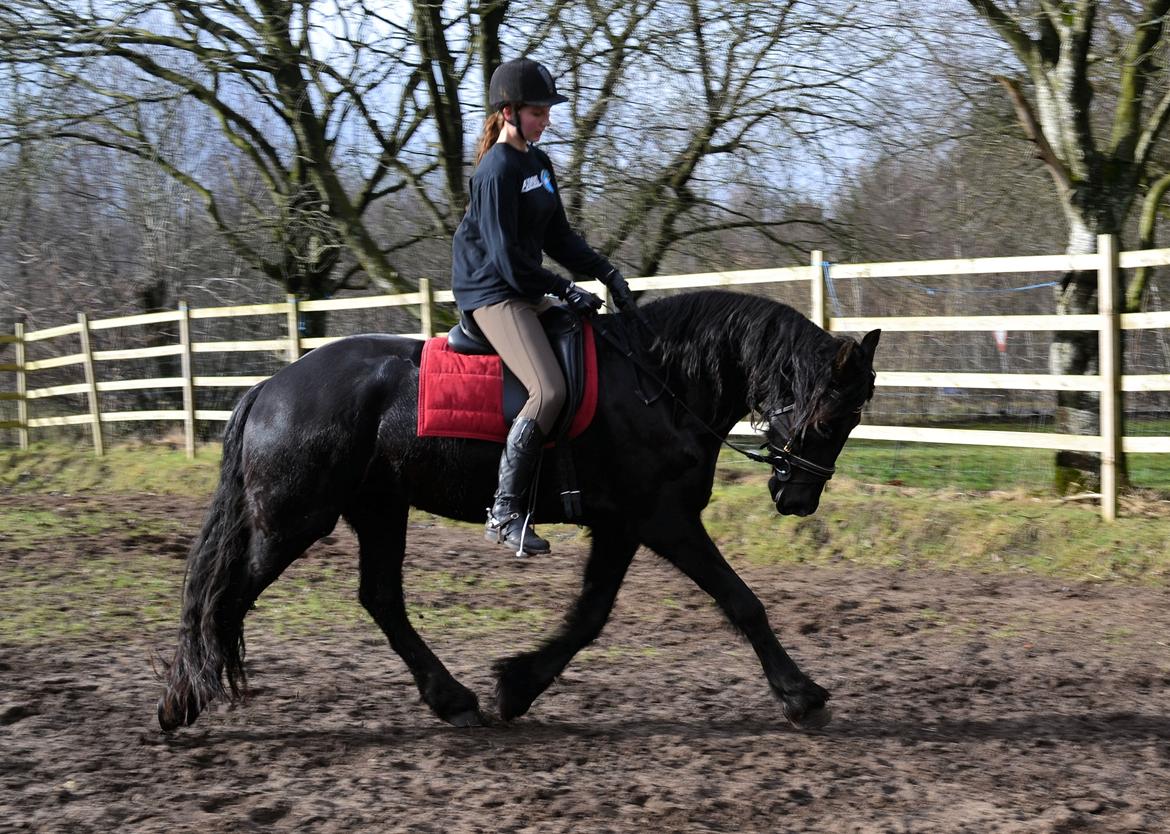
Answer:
[348,502,485,727]
[495,522,638,721]
[159,520,327,730]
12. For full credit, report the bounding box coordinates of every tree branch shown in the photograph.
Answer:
[996,74,1074,196]
[967,0,1037,62]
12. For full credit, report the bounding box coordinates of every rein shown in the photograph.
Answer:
[591,315,835,484]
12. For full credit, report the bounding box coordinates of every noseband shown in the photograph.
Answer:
[744,404,836,484]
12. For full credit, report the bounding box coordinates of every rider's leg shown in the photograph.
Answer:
[472,298,567,555]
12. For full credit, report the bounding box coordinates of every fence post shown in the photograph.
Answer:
[286,294,301,362]
[419,277,434,338]
[77,312,104,457]
[809,250,828,331]
[178,301,196,459]
[14,321,28,451]
[1097,233,1121,522]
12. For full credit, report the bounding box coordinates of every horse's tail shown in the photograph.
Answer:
[158,381,264,731]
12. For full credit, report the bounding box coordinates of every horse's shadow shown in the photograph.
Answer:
[827,711,1170,743]
[161,710,1170,753]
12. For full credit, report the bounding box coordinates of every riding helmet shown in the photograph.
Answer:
[488,58,569,111]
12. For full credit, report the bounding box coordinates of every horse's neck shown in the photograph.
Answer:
[653,327,753,433]
[651,303,824,431]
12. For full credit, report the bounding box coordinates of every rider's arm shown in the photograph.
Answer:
[538,161,616,283]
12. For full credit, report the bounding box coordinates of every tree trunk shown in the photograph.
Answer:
[1052,214,1101,491]
[1052,207,1133,492]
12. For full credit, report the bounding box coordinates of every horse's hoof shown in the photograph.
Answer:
[157,699,176,732]
[158,691,201,731]
[786,704,832,731]
[447,708,488,728]
[157,696,184,732]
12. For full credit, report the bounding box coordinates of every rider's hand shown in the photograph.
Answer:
[606,269,638,312]
[562,283,604,315]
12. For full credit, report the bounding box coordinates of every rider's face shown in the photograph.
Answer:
[517,105,550,141]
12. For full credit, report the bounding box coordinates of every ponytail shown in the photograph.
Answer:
[474,111,506,167]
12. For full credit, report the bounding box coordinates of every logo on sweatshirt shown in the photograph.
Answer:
[521,169,556,194]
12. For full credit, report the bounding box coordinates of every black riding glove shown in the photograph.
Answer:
[605,268,638,311]
[561,283,604,315]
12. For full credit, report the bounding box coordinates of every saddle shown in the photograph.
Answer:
[415,305,594,519]
[445,306,589,440]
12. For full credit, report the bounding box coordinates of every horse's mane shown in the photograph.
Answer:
[639,290,848,430]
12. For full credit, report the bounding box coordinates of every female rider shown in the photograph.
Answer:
[451,56,637,556]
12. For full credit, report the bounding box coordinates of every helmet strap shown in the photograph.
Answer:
[505,103,526,144]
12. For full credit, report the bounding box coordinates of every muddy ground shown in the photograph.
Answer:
[1,492,1169,833]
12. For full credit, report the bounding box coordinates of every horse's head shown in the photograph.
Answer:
[765,329,880,516]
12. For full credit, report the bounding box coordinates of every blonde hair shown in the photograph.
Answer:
[474,111,506,167]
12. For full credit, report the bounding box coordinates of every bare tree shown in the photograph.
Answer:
[0,0,447,314]
[3,0,907,317]
[399,0,907,280]
[542,0,906,277]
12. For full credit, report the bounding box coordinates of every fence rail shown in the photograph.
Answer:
[3,238,1170,519]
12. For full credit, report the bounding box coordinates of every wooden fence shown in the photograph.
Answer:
[2,235,1170,520]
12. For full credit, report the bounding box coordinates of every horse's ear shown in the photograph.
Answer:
[861,329,881,362]
[832,340,853,378]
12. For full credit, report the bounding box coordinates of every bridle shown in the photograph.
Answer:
[745,404,836,484]
[591,317,841,487]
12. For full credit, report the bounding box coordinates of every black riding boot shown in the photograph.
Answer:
[486,417,551,555]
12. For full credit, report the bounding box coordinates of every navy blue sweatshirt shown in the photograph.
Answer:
[452,143,614,312]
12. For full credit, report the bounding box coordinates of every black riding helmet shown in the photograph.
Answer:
[489,57,567,142]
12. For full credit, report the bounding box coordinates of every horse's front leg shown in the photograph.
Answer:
[494,521,638,721]
[641,514,831,729]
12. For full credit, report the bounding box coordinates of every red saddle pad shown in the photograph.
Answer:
[416,321,598,443]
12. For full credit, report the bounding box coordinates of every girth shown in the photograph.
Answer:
[447,306,587,440]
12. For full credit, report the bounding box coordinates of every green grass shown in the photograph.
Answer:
[832,439,1170,494]
[830,415,1170,493]
[834,440,1058,492]
[2,440,1169,594]
[0,506,118,548]
[705,465,1170,582]
[0,551,180,643]
[0,441,220,495]
[6,436,1170,497]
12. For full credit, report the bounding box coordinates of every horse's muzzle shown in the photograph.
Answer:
[769,473,822,517]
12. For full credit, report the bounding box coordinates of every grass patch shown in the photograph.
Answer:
[408,569,515,594]
[834,439,1170,494]
[248,578,368,637]
[0,506,118,548]
[408,603,549,635]
[0,552,180,644]
[577,645,662,663]
[3,440,1169,596]
[705,466,1170,583]
[0,441,220,496]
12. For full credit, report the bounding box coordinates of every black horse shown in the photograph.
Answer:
[158,290,879,732]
